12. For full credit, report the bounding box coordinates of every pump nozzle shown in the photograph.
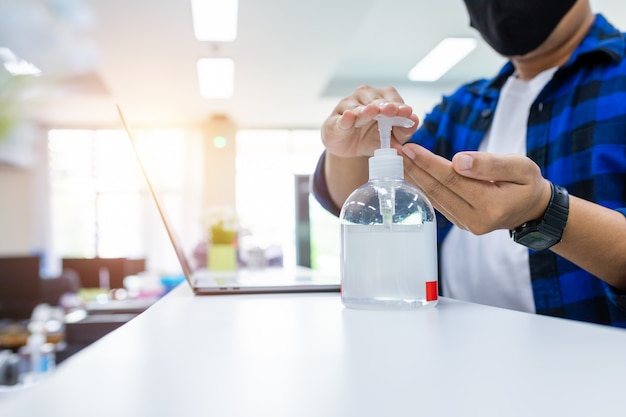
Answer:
[374,115,415,150]
[369,115,415,180]
[369,115,416,228]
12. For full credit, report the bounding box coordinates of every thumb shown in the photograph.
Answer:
[452,151,531,184]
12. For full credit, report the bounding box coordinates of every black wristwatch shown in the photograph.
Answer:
[510,181,569,251]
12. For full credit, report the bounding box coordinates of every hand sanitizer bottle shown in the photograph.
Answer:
[339,115,438,309]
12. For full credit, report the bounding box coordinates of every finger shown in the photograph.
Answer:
[402,147,508,234]
[336,110,357,130]
[352,102,410,127]
[401,143,475,214]
[333,85,415,124]
[454,151,552,221]
[452,151,535,184]
[367,101,419,144]
[407,168,471,231]
[426,196,469,231]
[336,106,418,152]
[352,85,404,106]
[348,86,413,124]
[392,111,420,145]
[330,87,381,119]
[403,143,480,198]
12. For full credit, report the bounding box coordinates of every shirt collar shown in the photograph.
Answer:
[568,13,624,65]
[473,14,624,98]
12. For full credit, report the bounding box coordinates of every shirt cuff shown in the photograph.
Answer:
[603,209,626,308]
[605,283,626,310]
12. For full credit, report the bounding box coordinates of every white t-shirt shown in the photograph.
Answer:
[440,67,558,313]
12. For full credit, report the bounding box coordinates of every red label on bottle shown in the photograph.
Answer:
[426,281,438,301]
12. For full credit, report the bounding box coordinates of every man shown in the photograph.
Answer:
[313,0,626,327]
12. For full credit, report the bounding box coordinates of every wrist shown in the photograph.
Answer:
[529,179,554,221]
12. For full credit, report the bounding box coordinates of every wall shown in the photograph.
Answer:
[0,125,51,273]
[202,114,237,210]
[0,165,33,254]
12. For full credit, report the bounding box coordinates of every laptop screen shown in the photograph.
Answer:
[117,106,198,284]
[117,105,340,294]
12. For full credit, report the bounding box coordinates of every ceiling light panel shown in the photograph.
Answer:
[408,37,476,82]
[190,0,239,42]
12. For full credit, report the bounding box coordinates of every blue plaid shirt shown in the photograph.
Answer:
[313,14,626,327]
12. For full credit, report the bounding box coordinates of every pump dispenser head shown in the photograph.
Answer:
[368,115,415,180]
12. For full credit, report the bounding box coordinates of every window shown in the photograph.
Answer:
[48,127,339,276]
[235,130,339,272]
[49,129,142,259]
[48,128,203,273]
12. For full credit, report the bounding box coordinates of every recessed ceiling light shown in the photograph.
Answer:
[190,0,238,42]
[197,57,234,99]
[408,37,476,82]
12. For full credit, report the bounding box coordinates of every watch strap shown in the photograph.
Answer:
[540,182,569,241]
[510,181,569,250]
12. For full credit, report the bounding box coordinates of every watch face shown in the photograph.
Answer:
[516,230,557,251]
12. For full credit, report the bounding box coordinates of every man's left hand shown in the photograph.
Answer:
[401,143,552,234]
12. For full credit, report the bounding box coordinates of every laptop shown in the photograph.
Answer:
[117,105,340,295]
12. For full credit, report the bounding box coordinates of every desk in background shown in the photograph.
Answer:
[61,257,145,290]
[59,296,159,361]
[0,284,625,416]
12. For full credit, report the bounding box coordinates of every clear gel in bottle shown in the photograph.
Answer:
[339,115,438,310]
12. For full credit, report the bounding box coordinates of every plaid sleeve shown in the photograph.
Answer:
[604,283,626,311]
[311,151,341,217]
[603,208,626,310]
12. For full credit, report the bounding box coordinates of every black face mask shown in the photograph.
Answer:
[463,0,577,56]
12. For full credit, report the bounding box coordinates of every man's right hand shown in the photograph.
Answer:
[319,85,419,210]
[321,85,419,158]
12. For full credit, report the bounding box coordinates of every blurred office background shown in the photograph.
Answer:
[1,0,624,288]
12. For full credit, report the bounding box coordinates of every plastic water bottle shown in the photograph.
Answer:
[339,115,438,310]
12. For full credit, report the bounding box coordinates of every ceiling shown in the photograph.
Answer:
[2,0,626,130]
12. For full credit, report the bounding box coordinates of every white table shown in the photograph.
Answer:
[1,283,625,416]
